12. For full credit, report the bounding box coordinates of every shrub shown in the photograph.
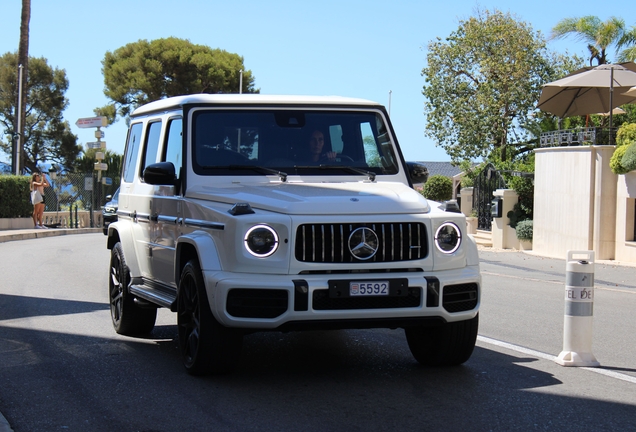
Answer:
[611,145,630,174]
[515,219,533,241]
[0,175,32,218]
[621,143,636,172]
[616,123,636,148]
[420,174,452,202]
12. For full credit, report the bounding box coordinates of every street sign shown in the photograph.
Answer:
[94,162,108,171]
[86,141,106,149]
[76,116,107,128]
[95,130,105,139]
[102,177,113,185]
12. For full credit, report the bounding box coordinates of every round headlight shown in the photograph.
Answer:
[434,222,461,254]
[244,225,279,257]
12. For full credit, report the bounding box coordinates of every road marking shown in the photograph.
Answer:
[478,335,636,385]
[481,270,636,294]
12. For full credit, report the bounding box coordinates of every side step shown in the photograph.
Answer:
[129,283,177,310]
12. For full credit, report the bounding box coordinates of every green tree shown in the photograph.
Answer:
[100,37,258,121]
[550,16,631,65]
[73,148,122,181]
[422,9,580,164]
[618,26,636,61]
[0,52,81,173]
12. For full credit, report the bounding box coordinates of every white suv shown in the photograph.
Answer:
[107,94,481,375]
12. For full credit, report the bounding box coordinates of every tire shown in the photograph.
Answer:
[177,260,243,375]
[405,314,478,367]
[109,242,157,335]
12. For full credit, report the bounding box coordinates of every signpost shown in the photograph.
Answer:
[77,115,108,229]
[87,141,106,149]
[75,116,107,128]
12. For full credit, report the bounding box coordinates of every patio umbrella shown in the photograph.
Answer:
[623,86,636,98]
[537,63,636,143]
[595,107,626,116]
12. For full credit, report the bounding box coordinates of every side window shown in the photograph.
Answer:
[122,123,143,183]
[360,122,381,167]
[141,121,162,176]
[163,118,183,177]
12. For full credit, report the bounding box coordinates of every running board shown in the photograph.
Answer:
[129,283,177,311]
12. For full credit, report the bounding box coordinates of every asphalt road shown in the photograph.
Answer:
[0,234,635,431]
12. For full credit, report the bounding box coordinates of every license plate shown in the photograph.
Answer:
[350,281,389,296]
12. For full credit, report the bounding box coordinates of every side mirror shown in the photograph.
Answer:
[105,194,112,202]
[406,162,429,185]
[144,162,176,186]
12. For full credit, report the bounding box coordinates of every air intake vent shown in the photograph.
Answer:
[442,283,478,312]
[226,289,288,318]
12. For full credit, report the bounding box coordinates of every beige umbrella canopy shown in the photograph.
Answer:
[537,63,636,144]
[623,86,636,98]
[595,107,627,116]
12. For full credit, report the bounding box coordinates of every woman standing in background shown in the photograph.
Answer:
[30,172,48,229]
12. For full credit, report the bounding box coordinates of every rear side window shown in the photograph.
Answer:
[141,121,162,176]
[164,118,183,178]
[122,123,143,183]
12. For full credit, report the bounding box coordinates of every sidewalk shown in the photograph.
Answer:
[0,226,102,243]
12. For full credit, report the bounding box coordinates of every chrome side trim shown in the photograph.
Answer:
[183,218,225,230]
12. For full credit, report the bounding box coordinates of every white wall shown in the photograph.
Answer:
[534,147,596,259]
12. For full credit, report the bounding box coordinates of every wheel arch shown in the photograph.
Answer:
[175,231,222,285]
[107,222,141,277]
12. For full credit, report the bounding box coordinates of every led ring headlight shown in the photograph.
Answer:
[244,225,279,257]
[434,222,461,254]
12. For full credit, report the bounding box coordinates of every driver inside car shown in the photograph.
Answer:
[307,129,337,162]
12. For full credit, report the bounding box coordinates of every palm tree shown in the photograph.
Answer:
[618,26,636,61]
[550,16,626,66]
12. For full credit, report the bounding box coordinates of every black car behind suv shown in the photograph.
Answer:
[102,188,119,235]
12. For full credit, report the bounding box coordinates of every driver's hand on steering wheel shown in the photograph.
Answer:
[323,151,337,161]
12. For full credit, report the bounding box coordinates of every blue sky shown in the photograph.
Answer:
[1,0,635,164]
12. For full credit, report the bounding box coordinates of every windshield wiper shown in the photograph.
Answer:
[227,165,288,182]
[294,165,376,182]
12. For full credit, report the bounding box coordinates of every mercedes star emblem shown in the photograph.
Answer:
[348,227,379,260]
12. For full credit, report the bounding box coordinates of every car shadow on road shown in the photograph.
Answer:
[1,321,636,431]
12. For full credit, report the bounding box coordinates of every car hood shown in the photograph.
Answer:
[187,181,430,215]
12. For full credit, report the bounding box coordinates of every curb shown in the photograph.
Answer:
[0,227,103,243]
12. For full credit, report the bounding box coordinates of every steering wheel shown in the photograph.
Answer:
[319,154,355,163]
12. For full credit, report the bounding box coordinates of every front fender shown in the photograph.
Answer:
[175,230,222,282]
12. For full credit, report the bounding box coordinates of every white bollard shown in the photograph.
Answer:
[555,250,600,367]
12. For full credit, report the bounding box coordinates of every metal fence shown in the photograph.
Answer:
[539,127,617,147]
[43,172,119,228]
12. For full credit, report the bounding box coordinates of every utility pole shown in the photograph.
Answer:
[13,64,24,175]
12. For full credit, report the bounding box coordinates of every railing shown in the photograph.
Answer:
[539,127,617,147]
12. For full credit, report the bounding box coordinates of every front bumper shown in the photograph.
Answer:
[204,265,480,330]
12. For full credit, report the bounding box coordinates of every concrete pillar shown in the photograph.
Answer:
[592,146,617,260]
[492,189,519,250]
[459,187,474,217]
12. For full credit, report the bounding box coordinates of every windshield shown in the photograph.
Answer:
[191,109,399,176]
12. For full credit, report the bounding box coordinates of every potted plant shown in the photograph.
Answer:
[515,219,533,250]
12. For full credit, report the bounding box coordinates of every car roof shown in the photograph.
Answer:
[131,94,383,117]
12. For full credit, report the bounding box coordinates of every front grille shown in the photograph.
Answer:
[295,222,428,263]
[312,287,422,310]
[226,289,288,318]
[442,283,478,312]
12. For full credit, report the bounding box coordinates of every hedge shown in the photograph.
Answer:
[0,175,33,218]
